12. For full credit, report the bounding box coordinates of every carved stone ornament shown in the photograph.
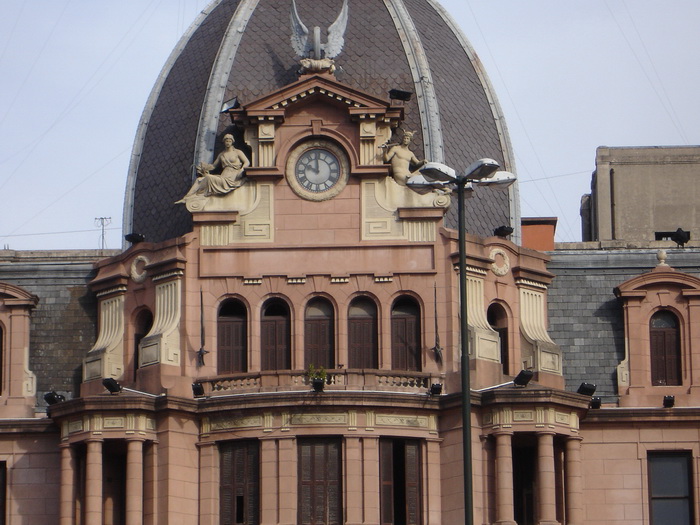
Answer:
[489,248,510,276]
[291,0,348,71]
[130,255,150,283]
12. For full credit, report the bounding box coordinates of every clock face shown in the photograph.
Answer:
[295,148,341,193]
[286,140,349,201]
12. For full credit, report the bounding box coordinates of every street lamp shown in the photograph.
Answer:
[409,159,516,525]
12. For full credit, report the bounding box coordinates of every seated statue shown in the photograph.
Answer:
[176,134,251,205]
[381,131,427,186]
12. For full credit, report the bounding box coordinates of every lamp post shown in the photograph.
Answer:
[411,159,516,525]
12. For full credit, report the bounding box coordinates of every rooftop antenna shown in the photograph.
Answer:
[95,217,111,250]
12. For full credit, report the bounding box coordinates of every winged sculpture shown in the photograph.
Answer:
[291,0,349,73]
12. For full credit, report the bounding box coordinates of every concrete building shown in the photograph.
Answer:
[0,1,698,525]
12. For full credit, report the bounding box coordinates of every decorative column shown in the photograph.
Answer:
[85,439,104,524]
[260,438,280,525]
[126,438,145,525]
[565,437,584,525]
[493,431,516,525]
[59,444,75,525]
[536,432,559,525]
[198,442,219,525]
[345,437,363,525]
[362,436,381,524]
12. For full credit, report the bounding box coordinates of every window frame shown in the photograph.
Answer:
[347,297,379,369]
[304,297,335,370]
[298,437,342,525]
[220,440,260,525]
[648,451,694,525]
[218,299,248,374]
[649,310,682,386]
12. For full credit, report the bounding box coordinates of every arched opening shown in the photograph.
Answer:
[218,299,248,374]
[348,297,378,369]
[391,297,421,371]
[650,310,681,386]
[304,298,334,370]
[487,303,509,375]
[261,299,291,370]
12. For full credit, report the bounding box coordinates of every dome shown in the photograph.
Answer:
[123,0,517,243]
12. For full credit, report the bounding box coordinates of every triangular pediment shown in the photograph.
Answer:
[228,74,402,122]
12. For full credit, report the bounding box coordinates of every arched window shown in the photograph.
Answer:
[650,310,681,386]
[348,297,378,369]
[261,299,291,370]
[133,309,153,378]
[488,303,509,375]
[304,298,334,370]
[218,299,248,374]
[391,297,421,371]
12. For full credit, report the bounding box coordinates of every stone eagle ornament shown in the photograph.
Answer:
[290,0,349,74]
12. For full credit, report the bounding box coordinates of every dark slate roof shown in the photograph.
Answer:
[0,251,115,408]
[547,248,700,402]
[125,0,517,244]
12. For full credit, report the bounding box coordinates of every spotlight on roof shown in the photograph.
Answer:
[220,96,240,112]
[102,378,122,394]
[389,89,413,101]
[429,383,443,396]
[44,391,66,405]
[671,228,690,248]
[577,382,597,396]
[125,233,146,244]
[663,395,675,408]
[513,369,534,387]
[590,397,602,409]
[192,382,205,398]
[494,226,514,238]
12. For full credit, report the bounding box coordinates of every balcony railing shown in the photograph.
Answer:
[198,369,444,396]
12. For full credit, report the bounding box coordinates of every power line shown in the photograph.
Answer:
[0,227,119,239]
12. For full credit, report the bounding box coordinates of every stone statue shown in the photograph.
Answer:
[290,0,348,73]
[176,134,250,205]
[381,131,427,186]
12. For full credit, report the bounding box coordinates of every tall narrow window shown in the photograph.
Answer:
[487,303,509,375]
[380,439,422,525]
[133,309,153,379]
[261,299,291,370]
[220,440,260,525]
[304,298,334,369]
[348,297,378,369]
[298,438,342,525]
[391,297,421,371]
[218,300,248,374]
[650,311,681,386]
[648,452,693,524]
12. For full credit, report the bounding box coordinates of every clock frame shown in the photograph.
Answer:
[286,139,350,201]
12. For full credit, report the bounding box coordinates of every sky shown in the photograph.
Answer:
[0,0,698,250]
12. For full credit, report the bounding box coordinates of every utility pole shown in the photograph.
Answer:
[95,217,112,250]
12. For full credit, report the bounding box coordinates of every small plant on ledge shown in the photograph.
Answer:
[306,364,327,392]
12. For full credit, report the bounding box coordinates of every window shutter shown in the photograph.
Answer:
[298,439,342,525]
[404,441,421,525]
[220,441,259,525]
[349,317,378,368]
[380,440,395,525]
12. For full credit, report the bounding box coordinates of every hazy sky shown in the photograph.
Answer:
[1,1,698,250]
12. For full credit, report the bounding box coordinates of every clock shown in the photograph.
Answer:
[286,139,349,201]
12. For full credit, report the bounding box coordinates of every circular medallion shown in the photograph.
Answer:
[489,248,510,276]
[286,140,349,201]
[130,255,150,283]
